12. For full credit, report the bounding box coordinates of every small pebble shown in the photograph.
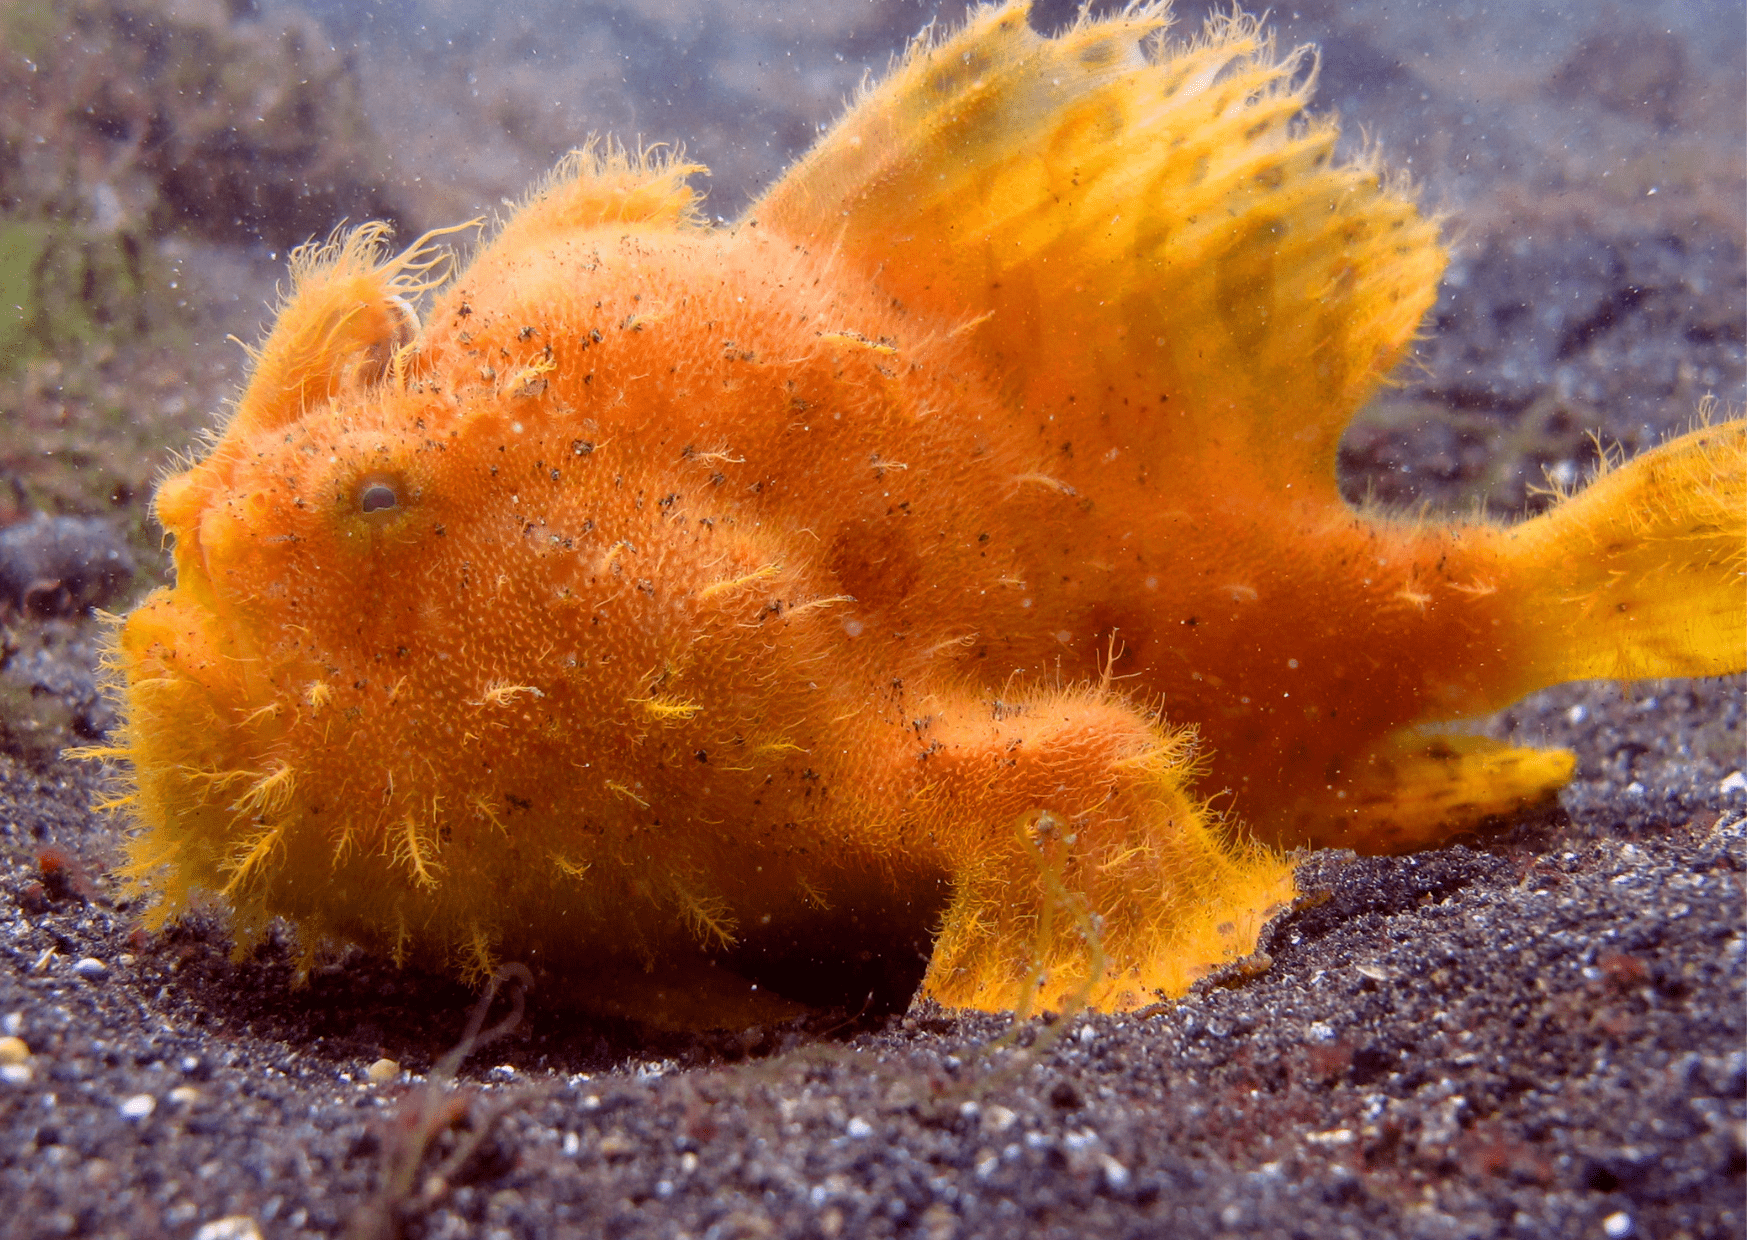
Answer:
[0,1036,29,1066]
[119,1094,156,1120]
[169,1086,202,1106]
[365,1058,400,1085]
[0,1064,31,1086]
[845,1116,873,1139]
[0,513,136,614]
[71,957,108,978]
[1718,771,1745,795]
[192,1217,263,1240]
[1602,1211,1634,1239]
[1,1013,20,1036]
[980,1105,1018,1135]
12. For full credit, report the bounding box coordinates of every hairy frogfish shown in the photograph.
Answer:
[94,3,1745,1028]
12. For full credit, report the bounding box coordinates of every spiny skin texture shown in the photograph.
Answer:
[101,3,1746,1027]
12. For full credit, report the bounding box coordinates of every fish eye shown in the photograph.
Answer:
[358,480,399,514]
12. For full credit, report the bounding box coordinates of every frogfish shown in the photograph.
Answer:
[94,3,1745,1028]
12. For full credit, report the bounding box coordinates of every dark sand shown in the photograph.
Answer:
[0,2,1741,1237]
[0,677,1743,1239]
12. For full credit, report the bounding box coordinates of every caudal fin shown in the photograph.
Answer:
[1495,419,1745,688]
[1265,417,1743,854]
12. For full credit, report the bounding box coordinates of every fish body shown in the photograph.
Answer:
[100,4,1745,1025]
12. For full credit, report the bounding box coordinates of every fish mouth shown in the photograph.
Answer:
[108,582,280,926]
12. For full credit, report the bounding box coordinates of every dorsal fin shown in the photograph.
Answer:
[751,2,1445,500]
[226,222,460,440]
[487,141,706,255]
[222,143,700,449]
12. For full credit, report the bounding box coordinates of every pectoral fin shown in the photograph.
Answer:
[908,686,1295,1013]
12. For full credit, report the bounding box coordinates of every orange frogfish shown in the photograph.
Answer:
[96,3,1745,1027]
